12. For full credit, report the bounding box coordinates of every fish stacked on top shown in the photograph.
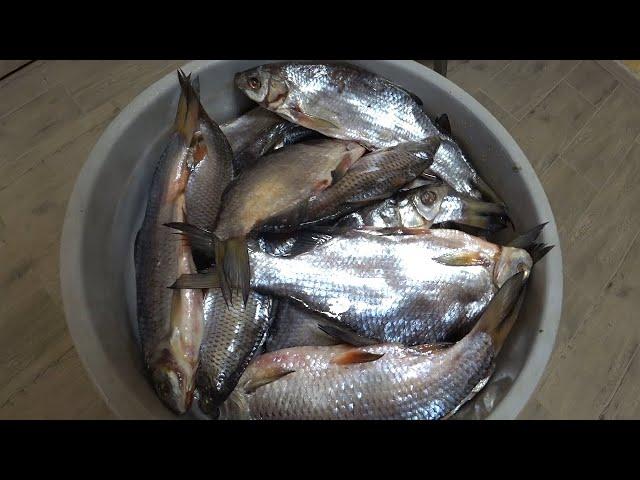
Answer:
[135,63,552,420]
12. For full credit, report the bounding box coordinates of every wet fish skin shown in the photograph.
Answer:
[135,71,204,414]
[214,139,366,241]
[335,178,508,232]
[220,107,283,158]
[221,340,494,420]
[235,62,438,149]
[197,290,275,414]
[264,301,340,352]
[235,63,502,203]
[232,121,320,173]
[220,273,527,420]
[220,107,318,174]
[245,229,532,345]
[425,137,501,203]
[299,139,441,227]
[185,98,234,239]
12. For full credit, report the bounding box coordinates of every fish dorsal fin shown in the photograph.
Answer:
[332,349,384,365]
[243,368,296,394]
[317,323,378,347]
[286,230,334,256]
[435,114,452,136]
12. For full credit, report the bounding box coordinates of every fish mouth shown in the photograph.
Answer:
[150,353,193,415]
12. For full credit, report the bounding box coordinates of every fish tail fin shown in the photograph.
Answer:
[216,237,251,306]
[175,69,200,144]
[165,222,214,249]
[470,271,527,353]
[529,243,554,264]
[452,196,512,232]
[506,222,547,248]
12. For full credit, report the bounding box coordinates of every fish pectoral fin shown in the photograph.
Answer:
[408,342,454,355]
[170,272,219,290]
[286,230,334,256]
[433,250,492,267]
[332,349,384,366]
[288,109,340,132]
[316,323,378,347]
[165,222,216,261]
[243,369,296,394]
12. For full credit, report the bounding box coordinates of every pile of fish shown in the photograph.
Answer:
[135,62,552,420]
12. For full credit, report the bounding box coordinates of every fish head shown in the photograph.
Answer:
[408,183,449,224]
[235,65,289,109]
[494,246,533,288]
[149,355,193,415]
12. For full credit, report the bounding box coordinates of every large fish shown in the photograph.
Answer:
[173,228,533,346]
[335,178,509,233]
[210,138,367,302]
[218,272,527,420]
[220,107,317,174]
[234,62,501,202]
[135,70,204,414]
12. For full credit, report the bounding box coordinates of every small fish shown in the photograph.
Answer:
[264,301,341,352]
[173,227,537,346]
[135,70,204,414]
[184,83,235,267]
[234,62,501,202]
[218,272,528,420]
[335,178,509,233]
[211,138,366,303]
[197,290,275,415]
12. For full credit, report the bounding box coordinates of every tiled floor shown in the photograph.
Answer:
[1,60,639,419]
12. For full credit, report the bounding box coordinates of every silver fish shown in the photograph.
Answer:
[135,70,204,414]
[264,301,340,352]
[184,85,234,264]
[174,229,532,346]
[219,272,527,420]
[220,107,317,174]
[335,178,509,232]
[234,62,501,202]
[197,290,275,415]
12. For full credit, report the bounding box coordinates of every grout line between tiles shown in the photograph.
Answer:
[568,226,640,347]
[514,60,583,121]
[563,76,603,106]
[476,87,520,124]
[0,60,36,83]
[598,343,640,419]
[554,82,620,175]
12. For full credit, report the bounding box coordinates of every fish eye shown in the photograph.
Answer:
[248,76,261,90]
[517,262,527,273]
[420,190,437,205]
